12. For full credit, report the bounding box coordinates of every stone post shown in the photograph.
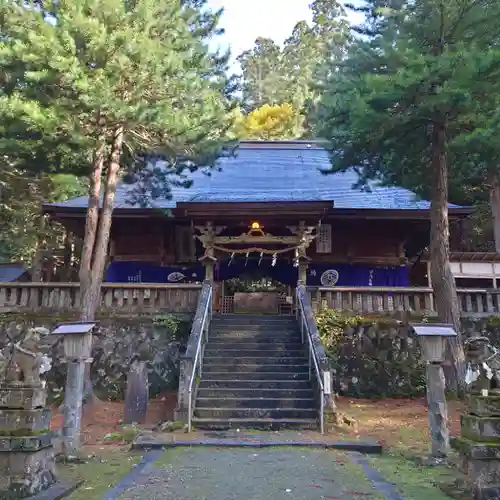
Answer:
[124,359,149,425]
[49,322,97,458]
[426,362,449,458]
[62,360,86,456]
[175,356,193,420]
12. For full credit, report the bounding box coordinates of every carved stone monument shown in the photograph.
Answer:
[0,327,57,498]
[451,337,500,500]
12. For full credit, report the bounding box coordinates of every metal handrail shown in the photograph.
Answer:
[187,283,212,433]
[295,285,327,434]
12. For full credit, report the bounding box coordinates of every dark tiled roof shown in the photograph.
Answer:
[0,263,27,282]
[48,141,460,211]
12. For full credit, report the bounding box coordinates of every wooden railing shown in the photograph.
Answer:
[0,282,202,314]
[312,287,500,317]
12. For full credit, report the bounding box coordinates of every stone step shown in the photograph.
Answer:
[211,322,299,329]
[198,380,312,390]
[197,388,315,399]
[204,343,307,360]
[205,343,304,351]
[193,407,317,419]
[202,372,310,381]
[212,315,296,324]
[195,397,315,409]
[211,328,299,335]
[202,364,309,374]
[203,357,308,366]
[209,334,302,342]
[191,417,318,431]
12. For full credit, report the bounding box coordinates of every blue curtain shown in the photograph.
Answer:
[307,264,409,287]
[104,260,409,287]
[105,261,205,283]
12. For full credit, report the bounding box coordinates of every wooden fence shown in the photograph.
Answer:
[312,287,500,317]
[0,282,202,314]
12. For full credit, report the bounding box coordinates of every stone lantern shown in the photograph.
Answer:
[411,323,457,460]
[50,321,98,457]
[413,323,457,363]
[52,322,96,361]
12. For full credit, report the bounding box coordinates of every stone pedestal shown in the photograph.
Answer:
[426,363,449,457]
[452,394,500,500]
[0,383,56,498]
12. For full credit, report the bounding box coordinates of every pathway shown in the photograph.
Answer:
[104,447,402,500]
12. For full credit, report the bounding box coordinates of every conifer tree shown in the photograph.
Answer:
[0,0,234,320]
[313,0,500,389]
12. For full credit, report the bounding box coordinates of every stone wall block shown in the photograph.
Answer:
[0,408,51,434]
[453,437,500,461]
[458,455,500,486]
[0,447,56,497]
[462,415,500,443]
[469,395,500,418]
[0,386,46,410]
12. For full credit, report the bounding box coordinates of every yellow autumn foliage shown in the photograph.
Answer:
[233,103,302,140]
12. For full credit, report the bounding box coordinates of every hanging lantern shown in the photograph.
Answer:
[258,252,263,266]
[245,251,250,266]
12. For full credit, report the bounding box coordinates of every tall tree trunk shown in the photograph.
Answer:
[79,144,105,321]
[88,125,124,303]
[489,171,500,253]
[429,120,465,392]
[31,215,46,282]
[77,128,123,407]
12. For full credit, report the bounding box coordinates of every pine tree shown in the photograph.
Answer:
[0,0,234,320]
[313,0,500,390]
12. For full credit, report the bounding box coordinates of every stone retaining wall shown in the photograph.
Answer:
[316,310,500,398]
[0,314,191,401]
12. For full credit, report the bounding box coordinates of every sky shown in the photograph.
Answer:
[206,0,313,60]
[206,0,364,72]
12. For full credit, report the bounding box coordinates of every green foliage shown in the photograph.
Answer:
[315,309,426,398]
[237,0,350,133]
[0,170,85,262]
[0,0,235,296]
[153,314,180,334]
[315,308,361,355]
[313,0,500,201]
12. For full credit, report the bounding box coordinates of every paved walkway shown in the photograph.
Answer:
[104,448,402,500]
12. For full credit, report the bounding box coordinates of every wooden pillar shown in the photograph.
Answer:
[204,259,215,282]
[298,261,308,284]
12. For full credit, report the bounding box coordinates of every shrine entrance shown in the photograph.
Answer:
[218,261,295,315]
[194,220,317,315]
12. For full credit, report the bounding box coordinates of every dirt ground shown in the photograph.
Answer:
[50,392,178,447]
[335,396,465,454]
[51,394,464,455]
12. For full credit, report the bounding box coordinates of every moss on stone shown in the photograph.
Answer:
[0,429,50,437]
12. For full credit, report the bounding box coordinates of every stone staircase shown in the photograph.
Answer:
[192,314,318,430]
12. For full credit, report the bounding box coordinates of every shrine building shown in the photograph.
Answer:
[44,140,473,314]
